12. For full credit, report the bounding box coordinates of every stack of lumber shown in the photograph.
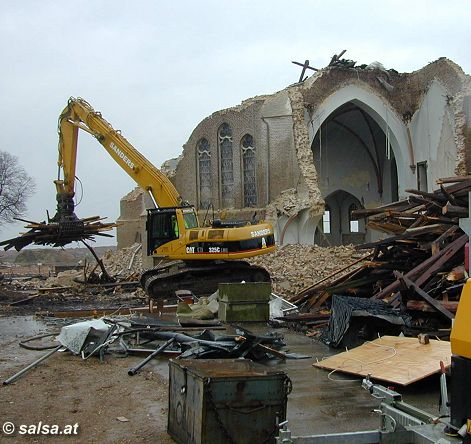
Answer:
[290,176,470,333]
[0,216,116,251]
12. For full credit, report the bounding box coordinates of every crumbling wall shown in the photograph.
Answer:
[259,90,296,206]
[116,187,152,250]
[160,155,182,179]
[457,90,471,175]
[261,88,324,242]
[300,58,471,177]
[117,186,165,269]
[289,88,323,210]
[116,57,470,251]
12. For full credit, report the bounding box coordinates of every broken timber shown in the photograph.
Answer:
[394,272,455,321]
[289,176,470,339]
[0,216,117,251]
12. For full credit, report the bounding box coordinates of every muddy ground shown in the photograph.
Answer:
[0,281,442,443]
[0,284,173,443]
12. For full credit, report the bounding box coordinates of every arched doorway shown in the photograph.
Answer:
[315,190,365,246]
[312,101,399,244]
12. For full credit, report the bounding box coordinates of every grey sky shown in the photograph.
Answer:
[1,0,470,248]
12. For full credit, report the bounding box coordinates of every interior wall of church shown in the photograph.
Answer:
[410,80,458,189]
[117,58,471,253]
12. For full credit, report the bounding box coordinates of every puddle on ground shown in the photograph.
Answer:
[0,315,49,341]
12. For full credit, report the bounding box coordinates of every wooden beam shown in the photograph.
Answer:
[436,175,471,184]
[371,233,468,300]
[294,253,373,299]
[405,188,447,204]
[442,202,469,217]
[394,272,454,320]
[431,225,459,255]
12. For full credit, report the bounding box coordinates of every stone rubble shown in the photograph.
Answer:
[97,242,360,300]
[5,243,361,303]
[100,243,143,277]
[6,244,143,291]
[248,244,360,299]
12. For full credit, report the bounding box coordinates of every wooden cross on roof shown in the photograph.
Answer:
[291,60,319,83]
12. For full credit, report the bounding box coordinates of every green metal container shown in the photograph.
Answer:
[218,282,271,322]
[167,359,290,444]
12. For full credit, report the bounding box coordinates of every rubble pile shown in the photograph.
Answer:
[11,271,82,290]
[0,244,148,313]
[100,243,143,277]
[289,176,471,343]
[248,244,359,298]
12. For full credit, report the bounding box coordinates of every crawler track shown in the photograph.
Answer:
[140,261,270,300]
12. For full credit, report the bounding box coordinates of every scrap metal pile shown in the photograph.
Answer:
[0,216,116,251]
[288,176,471,341]
[3,318,307,386]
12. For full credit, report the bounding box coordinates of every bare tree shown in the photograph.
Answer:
[0,151,35,226]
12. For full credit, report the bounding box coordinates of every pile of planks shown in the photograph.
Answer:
[289,176,471,334]
[0,216,116,251]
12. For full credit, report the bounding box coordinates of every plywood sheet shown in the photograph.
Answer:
[313,336,451,386]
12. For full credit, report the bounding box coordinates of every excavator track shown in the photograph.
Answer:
[140,261,270,300]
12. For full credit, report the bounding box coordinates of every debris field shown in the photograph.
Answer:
[0,176,470,443]
[278,176,471,344]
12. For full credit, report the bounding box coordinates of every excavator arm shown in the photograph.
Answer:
[54,97,182,212]
[2,96,275,297]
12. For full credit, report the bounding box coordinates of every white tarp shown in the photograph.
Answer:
[57,319,111,355]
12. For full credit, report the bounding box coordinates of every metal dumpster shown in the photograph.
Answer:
[218,282,271,322]
[168,359,291,444]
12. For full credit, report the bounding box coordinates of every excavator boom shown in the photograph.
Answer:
[56,97,182,208]
[3,97,275,298]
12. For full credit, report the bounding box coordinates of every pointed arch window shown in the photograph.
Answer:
[241,134,257,207]
[197,138,211,209]
[219,123,233,206]
[349,203,359,233]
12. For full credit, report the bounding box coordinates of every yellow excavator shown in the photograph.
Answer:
[47,98,275,299]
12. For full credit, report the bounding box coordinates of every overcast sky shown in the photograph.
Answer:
[1,0,470,248]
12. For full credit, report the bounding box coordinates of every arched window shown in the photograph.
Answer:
[322,205,331,234]
[197,138,211,209]
[241,134,257,207]
[349,203,359,233]
[218,123,233,207]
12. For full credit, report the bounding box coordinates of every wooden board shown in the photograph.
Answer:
[313,336,451,386]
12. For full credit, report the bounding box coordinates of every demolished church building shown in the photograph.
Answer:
[117,57,471,265]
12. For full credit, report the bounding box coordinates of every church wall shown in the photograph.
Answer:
[117,58,471,255]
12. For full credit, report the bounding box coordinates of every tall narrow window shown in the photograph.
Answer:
[219,123,233,207]
[197,138,211,209]
[241,134,257,207]
[322,206,331,234]
[349,203,359,233]
[417,161,428,192]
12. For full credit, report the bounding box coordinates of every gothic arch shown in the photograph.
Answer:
[218,123,234,208]
[196,138,212,209]
[307,84,412,196]
[315,190,365,246]
[240,134,257,207]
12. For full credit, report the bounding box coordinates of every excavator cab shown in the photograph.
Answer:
[146,208,179,254]
[146,206,199,255]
